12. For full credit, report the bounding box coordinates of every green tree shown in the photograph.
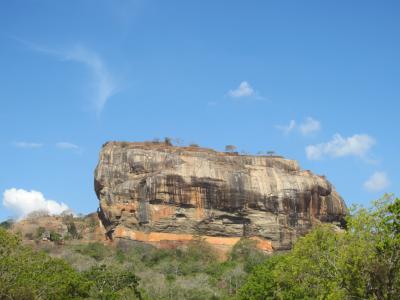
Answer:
[75,242,111,261]
[49,230,62,243]
[0,219,14,229]
[83,264,143,299]
[35,226,46,240]
[225,145,237,152]
[238,195,400,300]
[0,228,90,299]
[67,221,80,239]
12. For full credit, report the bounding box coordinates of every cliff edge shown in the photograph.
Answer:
[94,142,346,252]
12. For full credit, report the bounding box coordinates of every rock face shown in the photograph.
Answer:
[94,142,346,251]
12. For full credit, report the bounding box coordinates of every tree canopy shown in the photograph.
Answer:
[238,195,400,300]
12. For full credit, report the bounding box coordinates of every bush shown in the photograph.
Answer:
[225,145,237,152]
[164,137,173,146]
[229,238,267,272]
[49,231,62,243]
[83,264,143,299]
[67,221,80,239]
[238,196,400,300]
[75,242,110,261]
[35,226,46,240]
[0,228,90,299]
[0,219,14,229]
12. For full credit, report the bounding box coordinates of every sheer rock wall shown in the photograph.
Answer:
[94,142,346,251]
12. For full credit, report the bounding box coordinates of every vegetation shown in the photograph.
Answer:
[0,228,143,299]
[1,195,398,299]
[225,145,237,152]
[238,195,400,300]
[75,242,111,261]
[0,219,14,229]
[0,228,90,299]
[164,137,173,146]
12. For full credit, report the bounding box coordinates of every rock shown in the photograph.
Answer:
[94,142,346,251]
[11,213,106,245]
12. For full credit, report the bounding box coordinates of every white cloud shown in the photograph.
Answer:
[17,39,117,115]
[275,120,296,135]
[229,81,254,98]
[306,133,375,160]
[299,117,321,136]
[2,188,69,220]
[364,172,390,192]
[14,142,43,148]
[56,142,80,150]
[275,117,320,136]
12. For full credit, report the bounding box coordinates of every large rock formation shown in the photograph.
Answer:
[94,142,346,252]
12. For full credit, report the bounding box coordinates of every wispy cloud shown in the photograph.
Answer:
[14,142,43,149]
[3,188,70,220]
[16,38,117,115]
[275,120,296,135]
[305,133,375,161]
[363,172,390,192]
[56,142,82,153]
[64,46,117,115]
[299,117,321,136]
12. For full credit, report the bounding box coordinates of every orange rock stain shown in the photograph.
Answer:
[113,227,273,252]
[150,205,176,222]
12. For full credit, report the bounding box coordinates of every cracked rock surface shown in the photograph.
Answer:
[94,142,346,250]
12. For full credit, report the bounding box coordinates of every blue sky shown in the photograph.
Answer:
[1,0,399,220]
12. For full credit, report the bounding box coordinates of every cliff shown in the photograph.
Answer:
[94,142,346,252]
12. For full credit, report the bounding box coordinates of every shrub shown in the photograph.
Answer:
[75,242,110,261]
[0,228,90,299]
[67,221,80,239]
[49,231,62,243]
[26,210,50,219]
[83,264,143,299]
[164,137,173,146]
[0,219,14,229]
[229,238,267,272]
[225,145,237,152]
[35,226,46,240]
[238,196,400,300]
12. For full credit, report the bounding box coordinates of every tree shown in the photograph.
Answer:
[0,228,90,299]
[35,226,46,240]
[26,209,50,219]
[0,219,14,229]
[238,195,400,300]
[343,195,400,299]
[83,264,143,299]
[225,145,237,152]
[164,137,173,146]
[229,238,267,273]
[49,231,62,243]
[75,242,111,261]
[67,221,80,239]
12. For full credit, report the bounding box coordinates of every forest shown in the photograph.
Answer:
[0,195,399,300]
